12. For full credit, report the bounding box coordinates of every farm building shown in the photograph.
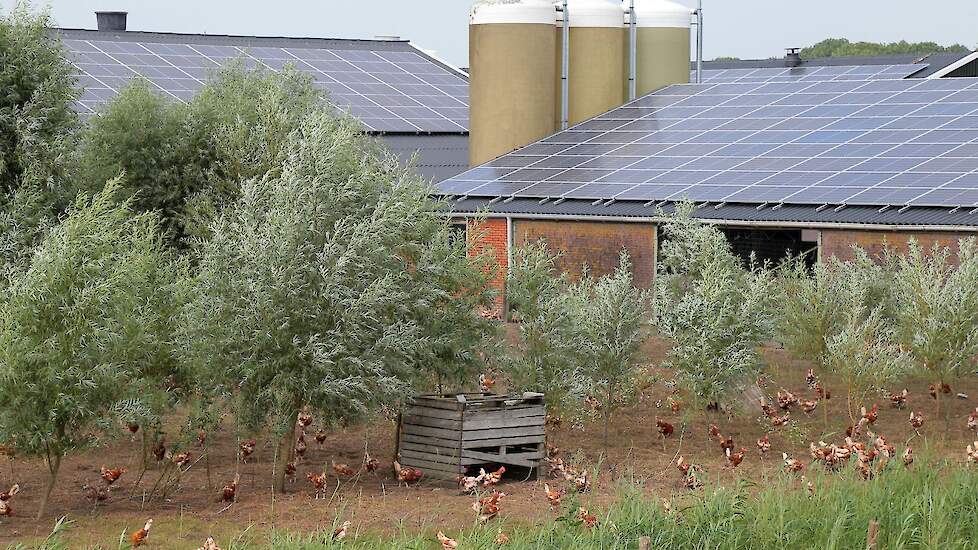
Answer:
[59,11,471,183]
[443,0,978,306]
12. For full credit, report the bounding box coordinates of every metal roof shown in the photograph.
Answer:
[58,28,469,133]
[694,52,974,78]
[56,28,470,182]
[380,134,469,183]
[58,28,467,76]
[447,197,978,230]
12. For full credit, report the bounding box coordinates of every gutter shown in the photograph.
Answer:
[440,210,978,233]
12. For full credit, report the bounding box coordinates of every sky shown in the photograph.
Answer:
[6,0,977,68]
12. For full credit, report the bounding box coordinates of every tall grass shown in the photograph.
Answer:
[11,462,978,549]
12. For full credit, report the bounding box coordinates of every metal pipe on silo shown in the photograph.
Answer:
[630,0,692,97]
[695,0,703,84]
[468,1,558,167]
[560,0,570,130]
[558,1,624,126]
[628,0,637,101]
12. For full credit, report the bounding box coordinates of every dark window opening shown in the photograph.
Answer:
[657,225,818,270]
[720,227,817,269]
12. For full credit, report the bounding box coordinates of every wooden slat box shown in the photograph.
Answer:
[396,392,546,481]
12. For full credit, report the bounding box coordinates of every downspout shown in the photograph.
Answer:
[560,0,570,130]
[504,216,514,321]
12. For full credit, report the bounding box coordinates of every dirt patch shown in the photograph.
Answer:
[0,337,975,548]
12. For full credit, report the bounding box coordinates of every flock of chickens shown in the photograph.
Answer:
[435,446,598,549]
[3,368,978,549]
[656,368,978,492]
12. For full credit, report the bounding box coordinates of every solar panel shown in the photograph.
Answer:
[62,38,468,133]
[439,77,978,209]
[694,64,927,84]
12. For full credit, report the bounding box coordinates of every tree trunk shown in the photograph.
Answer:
[38,452,62,520]
[602,383,614,455]
[274,413,299,494]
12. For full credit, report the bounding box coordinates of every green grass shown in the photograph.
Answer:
[11,462,978,549]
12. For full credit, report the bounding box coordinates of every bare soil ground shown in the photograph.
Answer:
[1,335,976,548]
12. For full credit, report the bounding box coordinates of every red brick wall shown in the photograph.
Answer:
[466,218,508,315]
[513,219,656,288]
[820,229,974,264]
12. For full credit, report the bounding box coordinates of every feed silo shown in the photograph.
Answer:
[628,0,692,97]
[469,0,558,167]
[557,0,625,126]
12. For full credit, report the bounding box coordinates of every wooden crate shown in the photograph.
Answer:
[396,392,546,481]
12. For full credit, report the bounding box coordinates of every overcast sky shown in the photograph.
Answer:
[8,0,977,68]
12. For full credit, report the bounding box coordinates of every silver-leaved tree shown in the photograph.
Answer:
[505,241,588,421]
[779,250,907,424]
[0,182,178,518]
[575,251,651,451]
[891,238,978,428]
[181,106,496,493]
[654,204,778,412]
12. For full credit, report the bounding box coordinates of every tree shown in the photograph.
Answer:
[890,239,978,427]
[575,251,650,451]
[505,241,588,420]
[1,3,80,277]
[0,181,178,518]
[75,65,326,247]
[179,63,326,241]
[654,204,778,411]
[801,38,969,59]
[74,79,195,245]
[778,255,847,366]
[779,249,905,423]
[401,219,499,392]
[823,288,908,424]
[181,105,492,493]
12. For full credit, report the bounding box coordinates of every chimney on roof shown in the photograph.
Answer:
[785,47,802,68]
[95,11,127,32]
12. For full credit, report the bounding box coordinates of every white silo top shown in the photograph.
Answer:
[567,0,625,28]
[629,0,692,28]
[471,0,557,25]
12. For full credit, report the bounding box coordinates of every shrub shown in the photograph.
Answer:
[890,238,978,425]
[505,242,587,419]
[654,204,777,410]
[0,182,178,518]
[575,251,650,450]
[181,107,494,492]
[780,251,908,422]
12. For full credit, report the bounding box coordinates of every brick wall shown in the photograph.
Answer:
[513,219,656,288]
[820,229,975,264]
[466,218,508,315]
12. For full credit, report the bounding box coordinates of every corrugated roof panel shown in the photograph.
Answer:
[446,197,978,228]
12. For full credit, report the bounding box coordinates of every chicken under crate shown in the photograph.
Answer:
[396,392,546,482]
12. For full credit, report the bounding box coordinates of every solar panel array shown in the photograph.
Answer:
[63,38,468,133]
[439,77,978,209]
[695,64,926,84]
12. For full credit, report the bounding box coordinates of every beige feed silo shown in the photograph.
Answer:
[556,0,625,126]
[469,0,558,167]
[628,0,692,97]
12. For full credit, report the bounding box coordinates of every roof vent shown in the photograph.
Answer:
[95,11,127,32]
[785,47,802,68]
[374,35,402,41]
